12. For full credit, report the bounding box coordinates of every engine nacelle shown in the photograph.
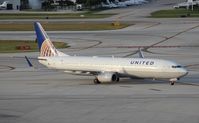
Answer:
[97,72,118,82]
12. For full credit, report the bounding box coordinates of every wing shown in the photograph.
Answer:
[123,24,199,57]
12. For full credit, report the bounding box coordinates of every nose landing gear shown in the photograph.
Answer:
[170,81,175,85]
[169,78,177,85]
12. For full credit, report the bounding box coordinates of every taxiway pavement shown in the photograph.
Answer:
[0,0,199,123]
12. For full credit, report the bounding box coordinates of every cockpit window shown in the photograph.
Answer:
[172,65,182,68]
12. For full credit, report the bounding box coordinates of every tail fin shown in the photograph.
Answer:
[34,22,64,57]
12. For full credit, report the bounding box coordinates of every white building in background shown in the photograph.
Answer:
[27,0,77,10]
[1,0,147,10]
[0,0,44,10]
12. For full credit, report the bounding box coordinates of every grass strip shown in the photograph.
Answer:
[151,9,199,18]
[0,40,69,53]
[0,12,114,19]
[0,23,129,31]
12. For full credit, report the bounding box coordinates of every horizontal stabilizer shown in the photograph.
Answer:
[25,56,33,67]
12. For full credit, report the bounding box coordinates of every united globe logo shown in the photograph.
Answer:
[40,39,58,57]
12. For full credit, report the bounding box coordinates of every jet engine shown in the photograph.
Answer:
[96,72,119,83]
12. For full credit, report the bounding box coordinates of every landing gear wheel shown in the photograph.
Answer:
[170,81,175,85]
[116,77,120,82]
[94,79,101,84]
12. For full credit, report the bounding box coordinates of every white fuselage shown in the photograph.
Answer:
[39,56,188,80]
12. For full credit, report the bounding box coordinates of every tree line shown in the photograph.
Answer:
[42,0,117,10]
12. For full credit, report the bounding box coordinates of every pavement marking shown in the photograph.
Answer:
[0,65,15,72]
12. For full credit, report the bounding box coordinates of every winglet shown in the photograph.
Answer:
[25,56,33,67]
[138,48,144,58]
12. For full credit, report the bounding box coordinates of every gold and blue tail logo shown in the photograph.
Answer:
[34,22,58,57]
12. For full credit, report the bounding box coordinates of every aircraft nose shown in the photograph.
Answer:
[180,68,188,77]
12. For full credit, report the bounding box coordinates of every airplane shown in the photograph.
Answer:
[125,0,145,5]
[0,1,8,10]
[70,0,76,3]
[33,22,188,85]
[101,2,113,8]
[106,0,118,8]
[114,0,127,7]
[173,0,197,9]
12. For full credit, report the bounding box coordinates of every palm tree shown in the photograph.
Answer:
[20,0,29,10]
